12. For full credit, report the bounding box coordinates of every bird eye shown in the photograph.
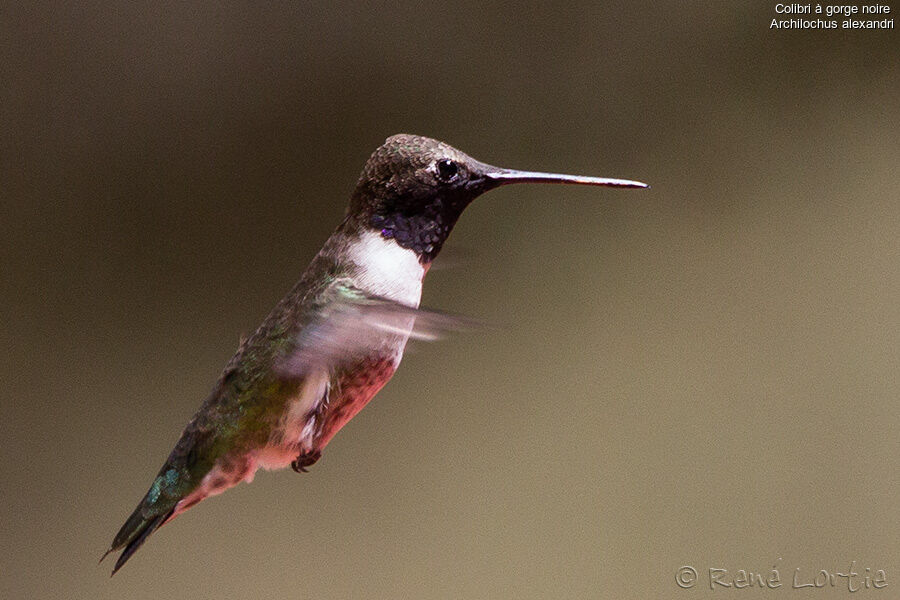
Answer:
[435,159,459,182]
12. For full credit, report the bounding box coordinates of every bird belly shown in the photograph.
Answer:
[169,346,405,518]
[316,355,400,448]
[256,368,331,470]
[256,339,407,470]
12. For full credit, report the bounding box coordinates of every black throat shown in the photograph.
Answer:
[361,192,472,264]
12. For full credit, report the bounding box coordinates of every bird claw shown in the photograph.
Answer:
[291,449,322,473]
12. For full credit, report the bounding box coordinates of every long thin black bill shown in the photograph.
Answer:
[486,169,649,189]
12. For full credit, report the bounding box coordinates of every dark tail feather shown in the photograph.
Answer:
[102,503,175,576]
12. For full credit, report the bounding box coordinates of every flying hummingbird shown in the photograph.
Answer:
[103,134,648,574]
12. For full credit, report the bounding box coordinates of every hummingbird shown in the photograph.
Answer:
[103,134,648,574]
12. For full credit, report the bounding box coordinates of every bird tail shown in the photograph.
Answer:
[100,468,185,576]
[101,499,176,576]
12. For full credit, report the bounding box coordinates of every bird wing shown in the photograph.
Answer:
[274,278,478,379]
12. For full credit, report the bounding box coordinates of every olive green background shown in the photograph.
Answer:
[3,2,898,599]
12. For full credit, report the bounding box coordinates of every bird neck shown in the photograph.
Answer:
[345,188,470,264]
[310,220,428,308]
[343,229,426,307]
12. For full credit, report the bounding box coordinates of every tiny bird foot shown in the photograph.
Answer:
[291,449,322,473]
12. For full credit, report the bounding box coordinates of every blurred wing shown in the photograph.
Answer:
[275,280,477,379]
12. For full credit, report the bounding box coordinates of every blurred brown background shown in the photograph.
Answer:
[2,2,899,599]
